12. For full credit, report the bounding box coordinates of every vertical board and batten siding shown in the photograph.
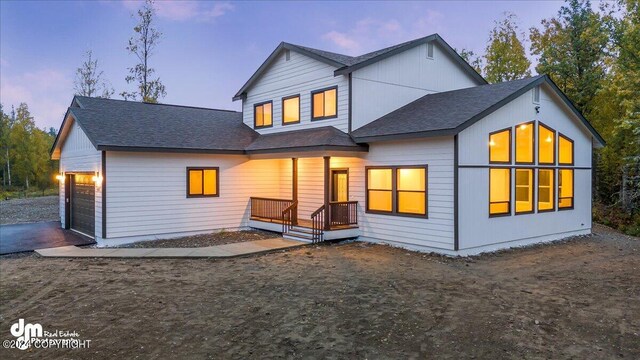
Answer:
[351,42,480,131]
[457,84,593,251]
[105,152,289,239]
[58,121,103,239]
[242,50,349,134]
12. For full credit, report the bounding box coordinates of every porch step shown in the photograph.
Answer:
[289,226,314,235]
[283,233,314,243]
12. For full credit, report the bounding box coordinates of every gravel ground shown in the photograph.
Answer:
[111,230,279,248]
[0,196,58,225]
[0,224,637,359]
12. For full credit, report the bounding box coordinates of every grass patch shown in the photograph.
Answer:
[594,203,640,237]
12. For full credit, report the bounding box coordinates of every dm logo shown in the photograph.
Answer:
[10,319,43,350]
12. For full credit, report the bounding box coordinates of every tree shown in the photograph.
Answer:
[74,50,114,98]
[120,0,166,103]
[530,0,609,115]
[484,13,531,83]
[0,105,12,187]
[8,103,36,189]
[590,0,640,208]
[457,48,484,75]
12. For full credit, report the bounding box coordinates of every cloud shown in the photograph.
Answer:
[321,9,445,55]
[121,0,233,22]
[0,69,73,130]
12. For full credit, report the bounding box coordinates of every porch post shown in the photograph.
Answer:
[323,156,331,230]
[292,158,298,225]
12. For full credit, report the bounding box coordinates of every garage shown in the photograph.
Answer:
[70,174,95,237]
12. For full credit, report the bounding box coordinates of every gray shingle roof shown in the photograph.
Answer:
[245,126,366,153]
[233,34,486,101]
[70,96,257,153]
[351,76,545,141]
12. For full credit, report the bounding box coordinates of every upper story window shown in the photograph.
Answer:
[538,123,555,164]
[282,95,300,125]
[558,134,574,165]
[187,167,219,198]
[515,122,534,164]
[254,101,273,128]
[489,128,511,164]
[311,86,337,120]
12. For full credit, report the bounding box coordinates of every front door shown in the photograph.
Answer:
[331,169,349,202]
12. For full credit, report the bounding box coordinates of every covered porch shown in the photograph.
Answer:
[248,155,362,243]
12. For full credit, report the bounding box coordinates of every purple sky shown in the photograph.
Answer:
[1,0,568,130]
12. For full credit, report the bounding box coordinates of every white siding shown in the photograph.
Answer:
[242,50,349,134]
[352,42,480,130]
[58,120,102,238]
[457,84,594,251]
[105,153,289,240]
[358,138,455,250]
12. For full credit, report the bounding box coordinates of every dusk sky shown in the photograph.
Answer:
[1,0,568,130]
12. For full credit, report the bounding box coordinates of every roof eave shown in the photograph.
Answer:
[96,145,247,155]
[245,144,369,155]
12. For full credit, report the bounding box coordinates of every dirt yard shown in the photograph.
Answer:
[0,225,638,359]
[0,196,59,225]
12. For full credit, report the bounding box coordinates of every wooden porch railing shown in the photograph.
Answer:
[311,205,325,243]
[250,197,294,222]
[329,201,358,227]
[282,201,298,235]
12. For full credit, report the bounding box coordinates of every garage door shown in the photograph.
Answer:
[71,174,95,237]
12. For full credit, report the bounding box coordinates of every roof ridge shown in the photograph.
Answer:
[284,42,355,59]
[74,96,241,113]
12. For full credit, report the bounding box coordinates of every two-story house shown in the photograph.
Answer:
[50,34,605,255]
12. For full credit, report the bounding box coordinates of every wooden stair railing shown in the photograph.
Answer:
[282,201,298,235]
[310,205,325,243]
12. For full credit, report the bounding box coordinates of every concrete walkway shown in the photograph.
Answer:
[35,238,306,258]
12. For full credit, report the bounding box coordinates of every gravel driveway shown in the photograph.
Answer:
[0,196,59,225]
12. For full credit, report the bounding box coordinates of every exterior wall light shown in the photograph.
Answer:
[92,174,103,183]
[55,173,64,182]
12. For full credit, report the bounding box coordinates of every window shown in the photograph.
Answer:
[537,169,554,211]
[426,43,434,59]
[282,95,300,125]
[515,169,534,214]
[489,128,511,163]
[558,169,574,209]
[366,166,428,217]
[558,134,574,165]
[538,123,555,164]
[515,122,534,164]
[533,86,540,103]
[187,167,219,197]
[489,168,511,216]
[396,168,427,215]
[311,87,337,120]
[254,101,272,128]
[367,168,393,212]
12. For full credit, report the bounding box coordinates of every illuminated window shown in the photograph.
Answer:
[366,166,428,217]
[489,128,511,163]
[558,169,574,209]
[282,95,300,125]
[311,87,337,120]
[187,167,219,197]
[397,168,427,215]
[538,123,555,164]
[489,168,511,216]
[515,169,534,214]
[558,134,574,165]
[537,169,554,211]
[254,101,272,128]
[515,122,534,164]
[367,168,393,212]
